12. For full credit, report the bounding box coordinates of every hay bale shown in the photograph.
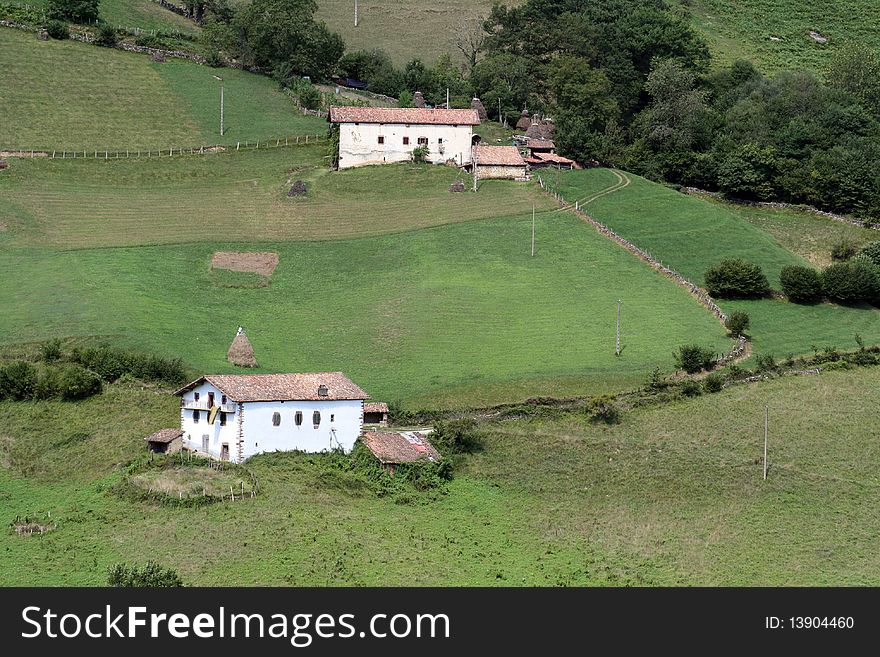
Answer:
[449,180,465,193]
[227,327,257,368]
[413,91,426,108]
[151,52,166,63]
[471,97,488,121]
[288,180,307,197]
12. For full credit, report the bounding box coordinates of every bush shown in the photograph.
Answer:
[94,24,119,48]
[586,395,620,424]
[411,145,429,163]
[107,561,184,587]
[135,34,163,48]
[780,265,823,302]
[40,338,63,362]
[830,239,858,261]
[0,361,38,401]
[680,380,702,397]
[47,0,99,23]
[821,260,880,303]
[431,418,480,453]
[205,50,224,68]
[703,373,724,393]
[858,241,880,266]
[55,363,103,400]
[704,259,769,298]
[44,20,70,40]
[724,311,750,337]
[70,346,186,385]
[754,353,776,372]
[673,344,716,374]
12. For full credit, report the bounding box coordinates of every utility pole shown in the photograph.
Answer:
[446,87,450,109]
[220,85,225,136]
[472,153,477,192]
[615,300,622,356]
[763,405,769,480]
[531,205,536,256]
[354,0,358,27]
[498,97,502,124]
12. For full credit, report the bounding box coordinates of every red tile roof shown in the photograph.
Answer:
[532,152,576,165]
[473,145,526,167]
[328,106,480,126]
[361,431,442,464]
[364,402,389,414]
[174,373,369,402]
[526,139,555,150]
[145,428,184,444]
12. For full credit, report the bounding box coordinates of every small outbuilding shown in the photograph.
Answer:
[145,428,184,454]
[361,431,441,475]
[363,402,389,426]
[472,145,528,181]
[524,151,577,170]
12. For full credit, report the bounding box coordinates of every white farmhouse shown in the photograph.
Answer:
[174,372,370,463]
[328,106,480,169]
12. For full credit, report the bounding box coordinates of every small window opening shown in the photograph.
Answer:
[295,411,303,426]
[313,410,321,427]
[220,412,227,426]
[193,410,200,423]
[272,412,281,427]
[194,392,200,402]
[417,137,428,145]
[318,385,329,397]
[378,135,385,144]
[403,136,410,145]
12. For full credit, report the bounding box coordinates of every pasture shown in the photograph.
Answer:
[2,365,879,585]
[0,28,326,151]
[20,0,200,34]
[557,168,880,360]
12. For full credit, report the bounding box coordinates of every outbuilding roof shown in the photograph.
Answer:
[145,428,184,444]
[328,107,480,126]
[530,152,576,165]
[174,373,370,402]
[361,431,441,464]
[473,145,526,167]
[364,402,389,414]
[525,139,555,150]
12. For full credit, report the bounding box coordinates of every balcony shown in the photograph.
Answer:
[182,400,237,413]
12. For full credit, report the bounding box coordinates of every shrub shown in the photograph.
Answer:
[295,83,322,110]
[858,241,880,266]
[704,259,769,298]
[724,311,750,337]
[135,34,163,48]
[754,353,776,372]
[40,338,63,362]
[821,260,880,303]
[0,361,38,401]
[673,344,716,374]
[431,418,480,453]
[70,346,186,385]
[94,24,119,48]
[645,367,667,391]
[55,363,103,400]
[780,265,823,302]
[411,145,429,163]
[680,380,701,397]
[45,19,70,40]
[830,239,858,261]
[47,0,99,23]
[107,561,184,587]
[586,395,620,424]
[703,373,724,393]
[205,50,224,68]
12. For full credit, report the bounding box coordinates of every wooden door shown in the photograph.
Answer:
[220,443,229,461]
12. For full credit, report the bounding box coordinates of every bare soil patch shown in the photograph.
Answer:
[211,251,279,276]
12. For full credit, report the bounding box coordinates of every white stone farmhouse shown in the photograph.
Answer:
[329,107,481,169]
[174,373,370,463]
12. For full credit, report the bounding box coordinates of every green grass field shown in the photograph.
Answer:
[0,28,326,150]
[2,365,879,585]
[557,168,880,360]
[21,0,200,34]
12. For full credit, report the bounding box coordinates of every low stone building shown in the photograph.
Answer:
[363,402,389,426]
[361,431,441,475]
[145,428,184,454]
[472,145,528,181]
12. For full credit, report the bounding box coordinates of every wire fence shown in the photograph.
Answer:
[0,134,328,159]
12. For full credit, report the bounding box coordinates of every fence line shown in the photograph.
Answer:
[1,134,328,159]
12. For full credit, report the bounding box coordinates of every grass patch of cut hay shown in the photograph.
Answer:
[117,454,259,507]
[211,251,279,276]
[210,269,269,289]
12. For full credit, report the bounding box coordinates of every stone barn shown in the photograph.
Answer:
[363,402,389,426]
[361,431,441,475]
[145,428,184,454]
[472,145,528,181]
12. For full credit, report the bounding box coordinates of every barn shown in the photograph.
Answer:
[363,402,389,426]
[328,106,480,169]
[361,431,442,475]
[174,372,370,462]
[472,145,528,181]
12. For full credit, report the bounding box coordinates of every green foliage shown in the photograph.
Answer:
[40,338,63,363]
[37,363,103,401]
[680,380,702,397]
[0,361,37,401]
[411,144,429,163]
[586,395,620,424]
[431,418,480,454]
[754,353,777,373]
[44,19,70,40]
[673,344,716,374]
[831,239,858,261]
[716,143,777,201]
[107,561,184,587]
[821,260,880,303]
[724,311,750,337]
[828,44,880,119]
[780,266,823,303]
[396,90,413,108]
[93,23,119,47]
[703,373,724,393]
[69,346,186,385]
[704,259,769,298]
[47,0,99,23]
[857,241,880,267]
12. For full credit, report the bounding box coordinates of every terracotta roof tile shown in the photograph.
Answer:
[362,431,442,464]
[328,106,480,126]
[145,428,184,444]
[474,145,526,166]
[174,373,369,402]
[364,402,389,413]
[526,139,555,150]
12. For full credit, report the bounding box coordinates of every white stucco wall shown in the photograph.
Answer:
[337,122,474,169]
[178,382,364,462]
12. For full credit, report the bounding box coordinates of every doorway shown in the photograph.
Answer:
[220,443,230,461]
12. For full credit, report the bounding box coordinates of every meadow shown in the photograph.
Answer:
[19,0,200,34]
[557,168,880,360]
[2,365,879,585]
[0,28,326,151]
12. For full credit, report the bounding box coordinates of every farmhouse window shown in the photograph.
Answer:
[221,395,227,404]
[220,412,227,426]
[403,136,410,145]
[194,392,200,402]
[313,411,321,427]
[272,412,281,427]
[295,411,303,426]
[193,410,200,423]
[378,135,385,144]
[330,414,335,422]
[438,138,443,144]
[417,137,428,145]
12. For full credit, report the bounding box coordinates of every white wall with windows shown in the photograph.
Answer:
[337,122,475,169]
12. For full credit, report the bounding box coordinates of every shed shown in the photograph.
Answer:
[363,402,389,426]
[524,151,577,170]
[361,431,441,475]
[472,145,528,181]
[145,428,184,454]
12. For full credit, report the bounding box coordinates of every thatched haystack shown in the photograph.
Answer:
[515,109,531,132]
[413,91,426,108]
[288,180,307,197]
[227,327,257,367]
[471,96,488,121]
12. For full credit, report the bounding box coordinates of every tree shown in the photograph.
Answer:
[641,59,712,153]
[716,142,778,200]
[450,17,485,74]
[338,49,401,96]
[470,53,534,123]
[47,0,99,23]
[828,44,880,118]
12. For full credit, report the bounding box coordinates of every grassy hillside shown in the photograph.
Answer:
[0,28,326,150]
[0,155,731,406]
[557,168,880,359]
[18,0,199,34]
[680,0,880,73]
[2,365,879,585]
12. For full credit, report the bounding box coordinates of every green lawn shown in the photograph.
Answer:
[21,0,200,34]
[558,168,880,359]
[2,365,879,585]
[0,28,326,150]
